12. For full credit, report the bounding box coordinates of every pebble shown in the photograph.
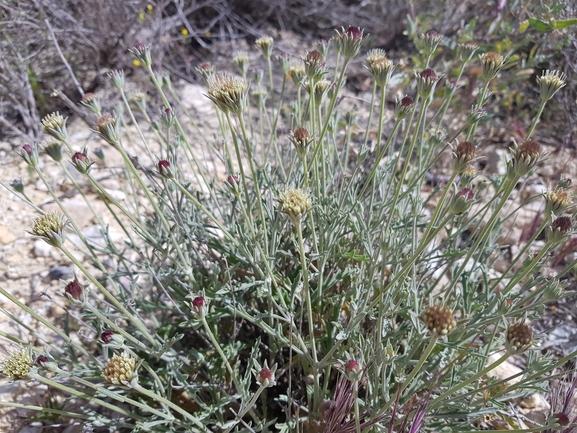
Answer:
[5,267,19,279]
[48,266,74,281]
[0,226,16,245]
[33,240,52,258]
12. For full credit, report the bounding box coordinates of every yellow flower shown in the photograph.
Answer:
[181,28,189,36]
[2,348,32,380]
[132,59,141,67]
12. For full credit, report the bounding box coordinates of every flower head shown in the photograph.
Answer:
[252,86,268,108]
[458,41,479,61]
[225,174,242,197]
[466,104,487,126]
[29,212,67,247]
[278,188,312,224]
[101,329,125,346]
[80,93,102,115]
[129,43,152,68]
[276,52,291,73]
[421,305,456,336]
[289,128,314,157]
[2,348,32,380]
[344,359,362,381]
[505,322,534,354]
[103,352,137,385]
[480,51,505,81]
[537,70,567,102]
[71,150,94,174]
[42,140,63,162]
[452,140,477,173]
[545,188,574,216]
[255,36,274,58]
[19,143,39,167]
[206,73,248,114]
[108,70,125,89]
[303,50,327,81]
[41,112,68,141]
[365,52,395,87]
[288,64,306,87]
[94,114,120,146]
[419,30,443,56]
[195,63,214,84]
[415,68,441,98]
[395,95,415,119]
[64,279,85,303]
[508,139,546,178]
[333,26,367,59]
[547,216,573,244]
[157,159,174,179]
[451,188,475,214]
[191,296,208,317]
[232,51,250,76]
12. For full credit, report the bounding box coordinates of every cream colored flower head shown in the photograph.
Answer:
[206,73,248,114]
[28,212,67,247]
[279,188,312,224]
[103,352,136,385]
[2,348,32,380]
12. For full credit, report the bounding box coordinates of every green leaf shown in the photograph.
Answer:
[528,18,553,32]
[519,20,529,33]
[553,18,577,29]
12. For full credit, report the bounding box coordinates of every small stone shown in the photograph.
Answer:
[0,226,16,245]
[48,266,74,281]
[33,240,53,258]
[5,267,19,279]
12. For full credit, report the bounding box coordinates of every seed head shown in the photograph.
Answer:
[480,51,505,81]
[452,141,477,174]
[80,93,102,115]
[94,114,120,146]
[71,150,94,174]
[505,322,533,354]
[537,70,567,102]
[64,279,84,303]
[305,79,331,104]
[421,305,456,336]
[2,348,32,380]
[41,112,68,141]
[29,212,66,247]
[103,352,136,385]
[279,188,312,224]
[232,51,250,76]
[395,95,415,119]
[545,188,574,216]
[333,26,366,59]
[508,139,545,178]
[415,68,440,98]
[303,50,327,81]
[206,73,248,114]
[255,36,274,58]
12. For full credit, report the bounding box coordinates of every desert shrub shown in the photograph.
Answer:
[0,25,576,433]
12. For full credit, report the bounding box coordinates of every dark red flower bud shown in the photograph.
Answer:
[401,96,414,107]
[72,152,89,164]
[192,296,205,309]
[65,279,83,301]
[23,144,32,154]
[35,355,49,366]
[346,26,362,40]
[101,329,115,343]
[420,68,437,80]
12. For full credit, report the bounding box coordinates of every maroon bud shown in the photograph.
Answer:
[346,26,362,40]
[259,368,273,381]
[65,279,83,301]
[401,96,414,107]
[23,144,32,154]
[555,412,570,427]
[306,50,324,63]
[72,152,89,164]
[158,160,170,170]
[420,68,437,80]
[35,355,49,366]
[345,359,360,374]
[157,159,174,179]
[192,296,205,309]
[101,329,115,343]
[133,42,145,51]
[457,188,474,200]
